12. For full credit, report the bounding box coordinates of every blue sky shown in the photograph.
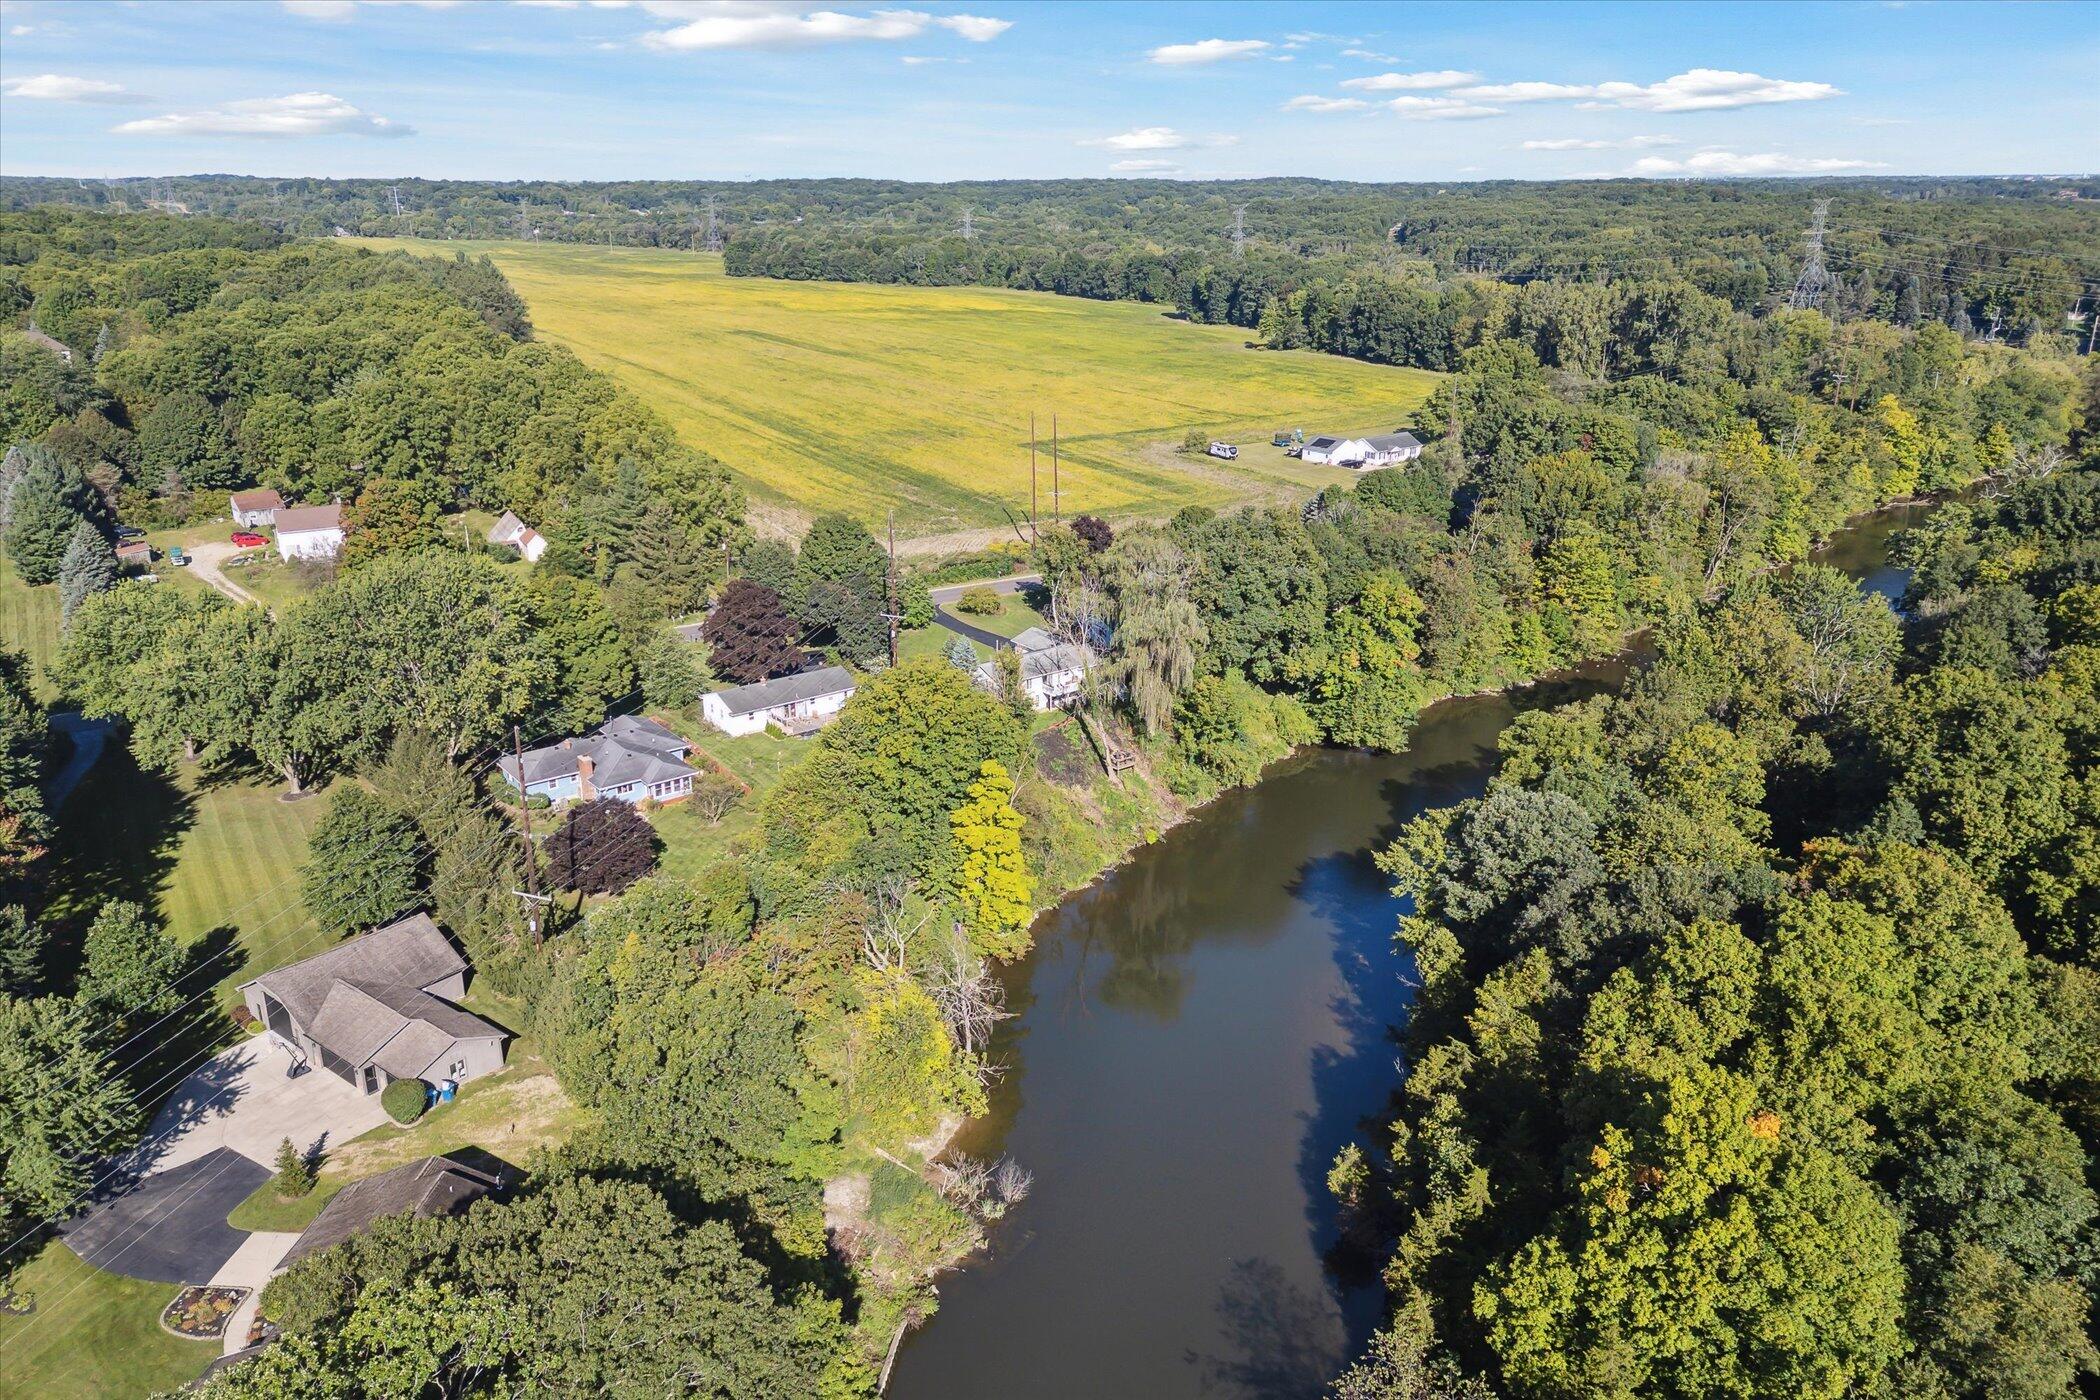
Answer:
[1,1,2094,182]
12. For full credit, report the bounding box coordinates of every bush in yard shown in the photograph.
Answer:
[380,1078,427,1125]
[544,797,659,894]
[273,1136,315,1197]
[955,586,1003,616]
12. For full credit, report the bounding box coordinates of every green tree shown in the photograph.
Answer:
[271,1136,315,1198]
[0,649,50,883]
[76,901,184,1031]
[1289,571,1427,751]
[302,787,420,934]
[1104,530,1205,736]
[0,995,142,1225]
[338,474,441,568]
[521,571,634,731]
[948,760,1034,960]
[137,390,237,492]
[55,518,115,622]
[636,630,703,712]
[3,446,94,585]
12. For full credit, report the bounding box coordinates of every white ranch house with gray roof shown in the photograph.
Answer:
[702,665,857,737]
[497,714,697,805]
[1300,431,1423,470]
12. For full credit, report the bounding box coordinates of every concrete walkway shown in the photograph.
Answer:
[183,539,263,608]
[210,1231,301,1356]
[46,711,113,809]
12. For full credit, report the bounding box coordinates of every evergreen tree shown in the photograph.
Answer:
[302,787,421,934]
[943,635,979,670]
[272,1136,316,1197]
[0,905,43,995]
[77,901,184,1032]
[56,518,115,622]
[3,447,93,585]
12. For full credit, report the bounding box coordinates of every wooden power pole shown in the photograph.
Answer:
[886,509,899,669]
[512,724,546,947]
[1052,414,1061,525]
[1029,413,1039,541]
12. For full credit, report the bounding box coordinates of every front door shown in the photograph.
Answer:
[361,1065,381,1094]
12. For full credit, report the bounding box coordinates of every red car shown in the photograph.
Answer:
[231,530,267,548]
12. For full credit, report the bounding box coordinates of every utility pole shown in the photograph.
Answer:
[389,184,404,217]
[1051,415,1061,525]
[512,725,547,947]
[1029,413,1039,541]
[1230,204,1248,259]
[703,192,721,252]
[1787,198,1831,313]
[885,509,899,669]
[2086,289,2098,355]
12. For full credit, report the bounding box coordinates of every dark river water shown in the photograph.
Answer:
[894,502,1934,1400]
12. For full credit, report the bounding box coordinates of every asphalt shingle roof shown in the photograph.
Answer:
[245,915,464,1027]
[278,1155,508,1270]
[275,504,342,534]
[707,665,857,718]
[498,714,696,791]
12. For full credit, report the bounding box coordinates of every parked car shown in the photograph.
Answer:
[1271,429,1303,447]
[223,553,255,569]
[231,530,267,548]
[1207,441,1239,460]
[114,524,146,542]
[166,546,189,567]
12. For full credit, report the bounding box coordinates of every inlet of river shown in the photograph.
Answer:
[894,501,1936,1400]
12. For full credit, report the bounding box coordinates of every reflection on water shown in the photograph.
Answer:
[893,503,1928,1399]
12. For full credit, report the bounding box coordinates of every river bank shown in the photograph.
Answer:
[894,495,1944,1397]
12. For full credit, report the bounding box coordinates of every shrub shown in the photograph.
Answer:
[955,586,1003,616]
[380,1077,428,1125]
[272,1136,315,1197]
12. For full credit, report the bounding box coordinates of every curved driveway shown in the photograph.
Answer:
[183,539,264,608]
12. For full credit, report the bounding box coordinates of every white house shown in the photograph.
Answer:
[974,626,1093,711]
[275,503,345,561]
[702,665,857,737]
[497,714,697,805]
[486,510,549,563]
[229,488,284,528]
[1301,431,1424,470]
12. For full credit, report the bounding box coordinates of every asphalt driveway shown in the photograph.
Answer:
[57,1148,266,1284]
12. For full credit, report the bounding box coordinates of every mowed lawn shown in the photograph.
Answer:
[355,239,1439,537]
[1,552,63,700]
[0,1241,218,1400]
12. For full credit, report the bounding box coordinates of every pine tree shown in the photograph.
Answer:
[272,1135,315,1197]
[91,321,112,365]
[0,905,43,995]
[943,635,979,670]
[57,519,116,622]
[3,447,93,586]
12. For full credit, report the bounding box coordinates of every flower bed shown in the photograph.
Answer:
[160,1285,248,1340]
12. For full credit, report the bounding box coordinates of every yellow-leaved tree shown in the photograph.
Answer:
[947,760,1034,961]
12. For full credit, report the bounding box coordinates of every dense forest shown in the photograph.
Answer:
[1332,456,2100,1398]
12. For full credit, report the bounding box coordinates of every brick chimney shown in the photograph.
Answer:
[576,754,595,800]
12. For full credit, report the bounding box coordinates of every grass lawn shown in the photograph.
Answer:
[0,552,63,701]
[351,239,1439,538]
[651,727,804,881]
[0,1241,217,1400]
[44,746,331,1005]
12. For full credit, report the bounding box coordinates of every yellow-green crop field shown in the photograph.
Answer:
[357,240,1439,539]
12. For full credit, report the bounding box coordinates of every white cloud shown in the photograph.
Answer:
[640,5,1006,51]
[1456,68,1841,112]
[1522,134,1679,150]
[1,73,148,104]
[1111,158,1181,173]
[1283,95,1371,113]
[1148,38,1270,66]
[281,0,463,17]
[1341,47,1396,63]
[1079,126,1236,151]
[1387,95,1501,120]
[1339,69,1477,91]
[114,91,414,138]
[1630,149,1884,176]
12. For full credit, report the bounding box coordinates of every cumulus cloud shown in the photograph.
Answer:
[1456,68,1840,112]
[1110,158,1181,174]
[114,91,413,138]
[1080,126,1236,151]
[641,5,1008,51]
[1386,95,1501,120]
[1,73,148,104]
[1522,134,1678,150]
[1341,47,1397,63]
[1283,95,1372,113]
[1339,69,1477,91]
[1148,37,1270,65]
[1630,149,1884,176]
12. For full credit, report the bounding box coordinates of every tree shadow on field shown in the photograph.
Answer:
[38,742,194,989]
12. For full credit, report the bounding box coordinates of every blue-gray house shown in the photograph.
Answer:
[497,715,698,805]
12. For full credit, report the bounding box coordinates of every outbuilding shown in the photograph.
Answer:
[702,665,857,737]
[229,488,284,529]
[486,510,549,563]
[274,503,344,561]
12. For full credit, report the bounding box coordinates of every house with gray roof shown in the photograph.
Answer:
[239,913,507,1098]
[1300,430,1423,470]
[973,627,1094,711]
[277,1153,512,1271]
[496,713,697,805]
[701,664,856,737]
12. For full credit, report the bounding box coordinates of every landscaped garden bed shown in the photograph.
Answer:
[159,1285,248,1340]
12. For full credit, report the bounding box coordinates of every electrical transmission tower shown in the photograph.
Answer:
[1788,199,1832,312]
[389,184,405,217]
[1230,204,1248,259]
[702,193,722,252]
[959,205,976,241]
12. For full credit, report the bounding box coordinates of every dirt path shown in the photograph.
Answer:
[183,539,264,608]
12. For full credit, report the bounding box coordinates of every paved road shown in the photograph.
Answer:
[928,572,1040,606]
[46,711,113,809]
[930,573,1043,650]
[182,539,264,607]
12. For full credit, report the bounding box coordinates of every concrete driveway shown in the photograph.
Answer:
[58,1041,391,1284]
[182,538,264,607]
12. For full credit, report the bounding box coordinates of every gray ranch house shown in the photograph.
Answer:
[239,913,507,1097]
[498,713,697,804]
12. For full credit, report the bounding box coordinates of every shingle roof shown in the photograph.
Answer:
[487,510,526,544]
[1365,431,1422,451]
[976,642,1092,688]
[1306,436,1344,451]
[277,1155,508,1270]
[229,488,284,511]
[707,665,857,718]
[243,915,464,1027]
[275,504,342,534]
[497,714,696,790]
[1010,627,1059,653]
